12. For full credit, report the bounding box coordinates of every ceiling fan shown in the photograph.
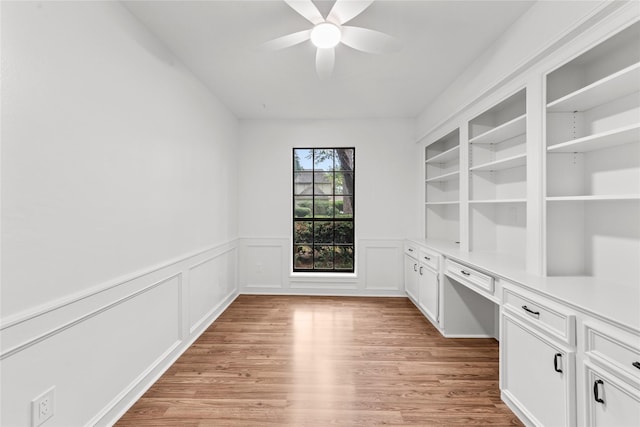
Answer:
[262,0,400,79]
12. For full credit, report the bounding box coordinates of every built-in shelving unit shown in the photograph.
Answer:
[468,89,527,261]
[545,21,640,284]
[469,153,527,172]
[425,129,460,243]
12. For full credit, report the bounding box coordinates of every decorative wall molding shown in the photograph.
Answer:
[239,237,405,296]
[0,239,239,427]
[1,240,238,330]
[95,290,238,427]
[0,273,182,360]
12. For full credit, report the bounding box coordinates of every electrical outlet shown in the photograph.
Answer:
[31,386,55,427]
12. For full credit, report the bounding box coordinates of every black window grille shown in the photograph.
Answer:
[293,148,355,272]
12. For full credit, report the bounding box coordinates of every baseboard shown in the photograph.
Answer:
[92,290,239,427]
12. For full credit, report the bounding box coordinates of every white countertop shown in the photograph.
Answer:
[407,238,640,332]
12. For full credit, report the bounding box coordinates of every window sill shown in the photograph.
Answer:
[290,272,358,281]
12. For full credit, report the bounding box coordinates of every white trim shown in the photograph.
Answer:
[0,273,182,360]
[1,240,238,330]
[92,290,239,427]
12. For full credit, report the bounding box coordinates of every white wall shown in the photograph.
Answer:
[416,0,616,139]
[237,119,417,294]
[1,2,239,426]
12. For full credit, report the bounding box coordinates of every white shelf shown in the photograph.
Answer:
[547,123,640,153]
[547,62,640,112]
[425,170,459,183]
[469,199,527,204]
[425,201,460,206]
[469,114,526,145]
[470,153,526,172]
[547,194,640,202]
[426,145,460,164]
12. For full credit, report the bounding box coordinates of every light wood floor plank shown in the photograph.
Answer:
[116,295,523,426]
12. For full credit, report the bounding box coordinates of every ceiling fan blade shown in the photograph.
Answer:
[315,48,335,80]
[340,26,401,54]
[284,0,324,25]
[261,30,311,51]
[327,0,374,25]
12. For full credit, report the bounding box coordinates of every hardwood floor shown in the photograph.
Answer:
[116,295,523,426]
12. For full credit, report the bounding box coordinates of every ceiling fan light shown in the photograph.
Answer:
[310,23,341,48]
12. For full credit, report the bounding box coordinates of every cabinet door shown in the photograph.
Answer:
[585,364,640,427]
[418,264,438,323]
[404,255,418,302]
[502,313,575,426]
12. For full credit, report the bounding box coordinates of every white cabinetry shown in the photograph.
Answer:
[469,89,528,265]
[441,260,498,338]
[545,21,640,283]
[417,248,439,325]
[425,129,461,245]
[501,284,577,426]
[584,363,640,427]
[404,243,419,303]
[583,321,640,426]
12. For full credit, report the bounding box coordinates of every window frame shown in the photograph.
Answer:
[292,147,355,273]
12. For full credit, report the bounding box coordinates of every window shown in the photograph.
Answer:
[293,148,355,272]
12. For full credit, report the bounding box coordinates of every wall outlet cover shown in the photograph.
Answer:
[31,386,55,427]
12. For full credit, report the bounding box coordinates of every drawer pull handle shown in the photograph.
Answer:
[633,361,640,370]
[553,353,563,373]
[594,379,605,404]
[460,270,471,276]
[413,263,417,272]
[522,305,540,318]
[419,266,424,276]
[408,248,414,252]
[424,256,431,261]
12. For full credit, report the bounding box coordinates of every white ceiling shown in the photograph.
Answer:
[123,0,535,119]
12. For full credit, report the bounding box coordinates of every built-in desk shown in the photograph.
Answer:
[404,238,640,427]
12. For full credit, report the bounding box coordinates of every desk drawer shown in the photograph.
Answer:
[503,287,575,345]
[419,248,439,271]
[445,260,494,295]
[405,242,418,258]
[585,322,640,382]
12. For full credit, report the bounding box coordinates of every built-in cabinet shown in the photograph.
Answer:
[417,248,439,324]
[501,284,577,426]
[409,12,640,427]
[424,129,461,245]
[403,244,419,303]
[544,22,640,284]
[469,89,528,264]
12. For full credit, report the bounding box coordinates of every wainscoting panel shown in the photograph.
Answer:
[239,238,405,296]
[362,242,404,291]
[239,238,288,290]
[0,240,239,427]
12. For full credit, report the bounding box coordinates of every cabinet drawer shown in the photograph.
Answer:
[405,242,418,258]
[585,322,640,383]
[418,248,439,271]
[503,287,575,345]
[585,362,640,427]
[445,260,494,295]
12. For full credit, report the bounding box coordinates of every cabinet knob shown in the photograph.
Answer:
[593,379,605,404]
[553,353,563,373]
[633,361,640,370]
